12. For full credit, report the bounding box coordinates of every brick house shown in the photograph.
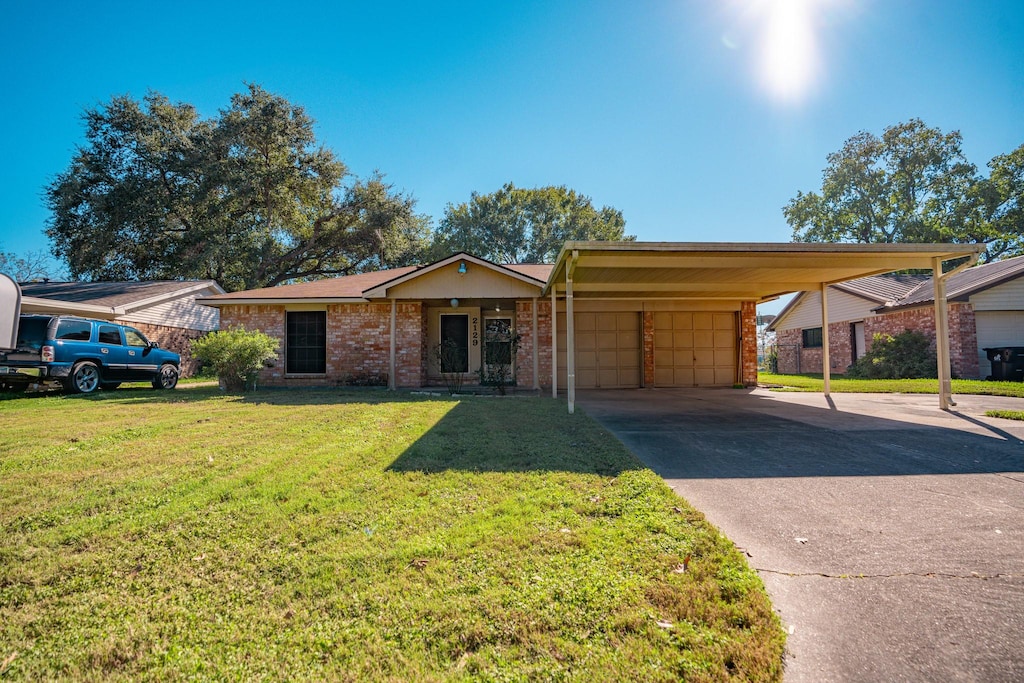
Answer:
[198,250,768,392]
[768,255,1024,379]
[18,280,224,375]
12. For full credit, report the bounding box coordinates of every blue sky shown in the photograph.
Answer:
[1,1,1021,310]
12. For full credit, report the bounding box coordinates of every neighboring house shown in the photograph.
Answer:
[768,255,1024,379]
[18,280,224,375]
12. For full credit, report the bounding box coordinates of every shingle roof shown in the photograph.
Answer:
[18,280,219,308]
[877,254,1024,311]
[203,267,421,300]
[832,273,930,303]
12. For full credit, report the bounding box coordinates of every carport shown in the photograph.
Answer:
[543,242,984,413]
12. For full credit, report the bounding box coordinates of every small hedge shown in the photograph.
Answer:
[191,327,279,391]
[846,330,937,379]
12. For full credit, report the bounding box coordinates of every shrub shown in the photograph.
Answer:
[190,327,279,391]
[846,330,936,379]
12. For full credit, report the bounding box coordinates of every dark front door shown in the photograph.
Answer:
[439,314,469,373]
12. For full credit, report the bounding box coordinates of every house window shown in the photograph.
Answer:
[286,311,326,374]
[802,327,823,348]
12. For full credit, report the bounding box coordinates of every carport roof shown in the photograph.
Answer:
[543,242,985,301]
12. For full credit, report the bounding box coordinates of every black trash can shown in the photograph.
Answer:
[983,347,1024,382]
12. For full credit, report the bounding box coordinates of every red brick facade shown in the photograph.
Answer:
[515,300,553,389]
[775,302,980,379]
[740,301,758,386]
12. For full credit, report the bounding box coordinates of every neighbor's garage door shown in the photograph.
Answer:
[654,312,736,387]
[976,311,1024,379]
[557,312,641,388]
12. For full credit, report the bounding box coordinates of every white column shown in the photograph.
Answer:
[551,289,558,398]
[566,260,576,414]
[821,282,831,397]
[389,298,397,390]
[532,298,539,390]
[934,258,953,410]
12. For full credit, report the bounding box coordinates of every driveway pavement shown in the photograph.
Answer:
[578,388,1024,683]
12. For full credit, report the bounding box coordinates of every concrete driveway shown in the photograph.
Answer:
[578,388,1024,683]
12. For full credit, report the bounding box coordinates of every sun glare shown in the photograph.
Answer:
[758,0,821,102]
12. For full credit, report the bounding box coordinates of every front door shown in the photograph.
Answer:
[439,314,469,373]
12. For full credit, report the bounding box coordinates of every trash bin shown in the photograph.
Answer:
[983,347,1024,382]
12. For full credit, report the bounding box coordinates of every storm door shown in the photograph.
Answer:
[439,314,469,373]
[483,317,514,383]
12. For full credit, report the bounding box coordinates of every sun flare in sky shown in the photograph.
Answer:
[725,0,839,104]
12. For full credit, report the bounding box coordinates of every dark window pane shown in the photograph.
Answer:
[287,312,326,374]
[56,320,92,342]
[802,327,823,348]
[98,325,122,345]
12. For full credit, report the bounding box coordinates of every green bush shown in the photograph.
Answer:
[846,330,937,379]
[190,327,279,391]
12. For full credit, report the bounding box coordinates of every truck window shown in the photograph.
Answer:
[124,328,149,347]
[98,325,122,345]
[55,319,92,342]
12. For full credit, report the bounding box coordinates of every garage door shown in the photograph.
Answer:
[653,312,736,387]
[557,312,640,388]
[976,311,1024,379]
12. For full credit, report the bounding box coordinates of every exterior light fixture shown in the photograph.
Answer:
[457,261,467,274]
[450,298,459,308]
[495,304,501,313]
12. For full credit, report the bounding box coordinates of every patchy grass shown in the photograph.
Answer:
[985,410,1024,421]
[759,373,1024,398]
[0,387,784,681]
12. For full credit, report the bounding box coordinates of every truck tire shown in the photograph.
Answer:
[152,364,179,390]
[66,361,101,394]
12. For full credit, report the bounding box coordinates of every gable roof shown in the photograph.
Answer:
[875,254,1024,312]
[19,280,225,316]
[198,254,554,305]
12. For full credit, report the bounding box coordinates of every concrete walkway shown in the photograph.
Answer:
[578,388,1024,683]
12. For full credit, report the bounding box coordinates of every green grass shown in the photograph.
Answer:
[758,372,1024,398]
[0,387,783,681]
[985,410,1024,421]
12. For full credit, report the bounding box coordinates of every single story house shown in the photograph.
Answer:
[18,280,224,375]
[767,254,1024,379]
[198,242,984,410]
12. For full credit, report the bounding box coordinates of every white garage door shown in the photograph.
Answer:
[556,312,641,389]
[976,311,1024,379]
[653,311,736,387]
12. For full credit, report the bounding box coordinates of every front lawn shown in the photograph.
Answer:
[0,388,783,681]
[758,372,1024,398]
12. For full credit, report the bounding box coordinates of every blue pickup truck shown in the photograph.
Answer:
[0,314,180,394]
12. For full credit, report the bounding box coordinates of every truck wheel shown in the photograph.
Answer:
[66,361,101,394]
[153,364,179,390]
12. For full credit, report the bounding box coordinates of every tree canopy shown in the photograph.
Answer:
[46,85,429,291]
[0,247,56,282]
[432,183,633,264]
[784,119,1023,262]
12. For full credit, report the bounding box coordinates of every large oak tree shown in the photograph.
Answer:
[785,119,1023,262]
[46,85,429,291]
[432,183,633,264]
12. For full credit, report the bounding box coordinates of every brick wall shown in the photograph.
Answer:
[220,302,424,387]
[515,299,553,389]
[129,321,206,377]
[642,312,655,386]
[740,302,758,386]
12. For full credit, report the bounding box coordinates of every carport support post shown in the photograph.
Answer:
[820,282,831,397]
[934,257,953,410]
[566,250,578,414]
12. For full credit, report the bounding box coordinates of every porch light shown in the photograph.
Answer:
[450,298,459,308]
[495,304,501,313]
[457,261,467,274]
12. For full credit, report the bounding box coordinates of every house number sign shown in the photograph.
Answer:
[471,316,479,346]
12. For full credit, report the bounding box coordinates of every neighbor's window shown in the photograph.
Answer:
[802,327,823,348]
[286,311,326,374]
[55,319,92,342]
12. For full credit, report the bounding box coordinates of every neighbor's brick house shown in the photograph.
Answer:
[198,252,761,390]
[768,255,1024,379]
[19,280,224,375]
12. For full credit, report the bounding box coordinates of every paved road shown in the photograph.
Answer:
[578,388,1024,683]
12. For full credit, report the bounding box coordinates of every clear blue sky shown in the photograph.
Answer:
[1,1,1021,310]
